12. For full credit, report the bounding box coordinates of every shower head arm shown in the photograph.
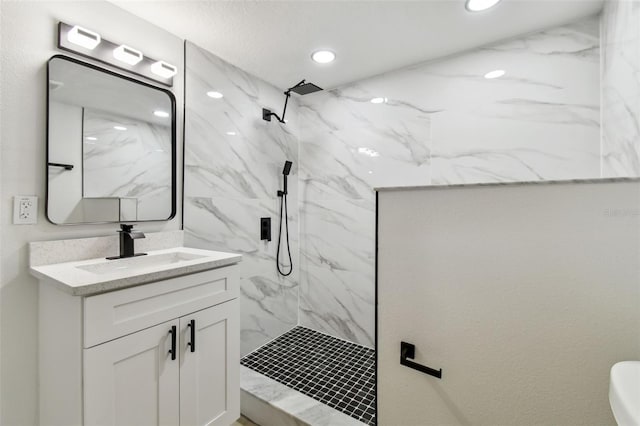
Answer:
[264,90,291,124]
[280,91,291,122]
[263,79,319,124]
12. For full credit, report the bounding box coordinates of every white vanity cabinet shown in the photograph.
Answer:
[38,262,240,426]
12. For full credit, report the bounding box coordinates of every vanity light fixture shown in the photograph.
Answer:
[113,45,143,66]
[484,69,506,79]
[113,125,127,131]
[153,110,170,118]
[370,97,388,104]
[67,25,101,50]
[465,0,502,12]
[151,61,178,79]
[207,91,224,99]
[311,50,336,64]
[57,21,175,87]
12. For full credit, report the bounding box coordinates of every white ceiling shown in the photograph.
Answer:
[113,0,604,91]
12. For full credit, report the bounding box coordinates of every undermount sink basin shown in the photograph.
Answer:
[30,247,242,296]
[76,251,208,275]
[610,361,640,426]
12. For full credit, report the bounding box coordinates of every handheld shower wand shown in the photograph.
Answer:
[279,161,292,196]
[277,161,293,276]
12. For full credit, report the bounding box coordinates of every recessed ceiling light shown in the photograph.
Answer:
[153,110,170,118]
[370,97,388,104]
[311,50,336,64]
[484,69,506,79]
[226,131,237,136]
[207,91,224,99]
[465,0,502,12]
[113,125,127,131]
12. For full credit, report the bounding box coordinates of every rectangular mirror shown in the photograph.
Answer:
[47,55,176,224]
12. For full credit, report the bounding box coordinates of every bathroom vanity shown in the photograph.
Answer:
[30,232,241,426]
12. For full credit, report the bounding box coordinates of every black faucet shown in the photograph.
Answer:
[107,224,146,259]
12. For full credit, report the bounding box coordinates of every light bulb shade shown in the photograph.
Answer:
[113,45,143,65]
[151,61,177,78]
[67,25,101,50]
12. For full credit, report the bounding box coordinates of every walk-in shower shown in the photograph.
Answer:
[241,326,377,425]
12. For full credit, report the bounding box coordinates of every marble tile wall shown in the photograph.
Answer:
[298,16,601,347]
[601,0,640,177]
[184,41,299,355]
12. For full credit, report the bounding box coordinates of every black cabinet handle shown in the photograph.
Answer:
[48,162,74,170]
[168,326,177,360]
[400,341,442,379]
[187,320,195,352]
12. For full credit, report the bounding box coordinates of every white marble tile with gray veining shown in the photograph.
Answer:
[297,16,601,346]
[240,275,298,356]
[184,41,300,354]
[299,199,375,347]
[601,0,640,177]
[185,41,299,200]
[184,196,299,284]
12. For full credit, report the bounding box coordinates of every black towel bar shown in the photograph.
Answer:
[400,341,442,379]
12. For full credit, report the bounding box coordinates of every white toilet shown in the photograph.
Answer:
[610,361,640,426]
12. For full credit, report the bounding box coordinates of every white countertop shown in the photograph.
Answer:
[30,247,242,296]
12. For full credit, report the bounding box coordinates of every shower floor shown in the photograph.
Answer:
[241,326,376,425]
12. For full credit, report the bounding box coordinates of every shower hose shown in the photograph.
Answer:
[277,190,293,276]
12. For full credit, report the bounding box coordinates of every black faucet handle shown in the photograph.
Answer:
[120,224,134,233]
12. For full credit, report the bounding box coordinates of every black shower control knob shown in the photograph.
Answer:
[261,217,271,242]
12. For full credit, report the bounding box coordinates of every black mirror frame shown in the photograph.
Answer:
[45,54,177,225]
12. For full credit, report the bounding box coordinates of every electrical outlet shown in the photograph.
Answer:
[13,196,38,225]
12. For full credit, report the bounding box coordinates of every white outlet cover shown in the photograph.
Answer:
[13,196,38,225]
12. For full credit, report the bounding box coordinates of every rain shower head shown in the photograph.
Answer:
[289,81,323,96]
[263,79,323,124]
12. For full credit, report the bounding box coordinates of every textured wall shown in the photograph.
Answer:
[601,0,640,176]
[378,180,640,425]
[184,42,299,356]
[298,17,601,347]
[0,2,184,424]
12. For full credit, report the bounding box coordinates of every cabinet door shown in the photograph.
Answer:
[179,299,240,426]
[84,319,180,426]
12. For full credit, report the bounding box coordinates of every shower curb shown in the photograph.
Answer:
[240,366,365,426]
